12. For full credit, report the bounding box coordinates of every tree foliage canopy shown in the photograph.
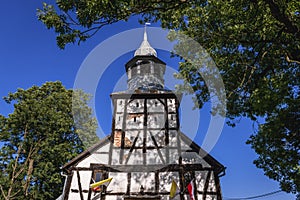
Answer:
[37,0,299,195]
[0,82,98,200]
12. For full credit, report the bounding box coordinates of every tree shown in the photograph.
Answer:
[0,81,98,200]
[37,0,299,195]
[247,97,300,194]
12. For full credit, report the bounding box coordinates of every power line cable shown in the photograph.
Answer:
[224,190,283,200]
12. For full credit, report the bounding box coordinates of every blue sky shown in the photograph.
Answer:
[0,1,296,199]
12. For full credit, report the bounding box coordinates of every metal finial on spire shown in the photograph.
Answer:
[134,23,157,57]
[143,27,147,41]
[144,22,151,40]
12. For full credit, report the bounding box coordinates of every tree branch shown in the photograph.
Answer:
[286,54,300,64]
[64,11,80,26]
[264,0,299,37]
[0,184,8,200]
[10,189,21,200]
[23,158,34,196]
[13,144,34,179]
[81,19,119,35]
[7,125,28,199]
[22,142,41,196]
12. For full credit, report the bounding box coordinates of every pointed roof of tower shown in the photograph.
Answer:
[134,25,157,57]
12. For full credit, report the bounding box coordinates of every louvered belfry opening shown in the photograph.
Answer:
[61,27,225,200]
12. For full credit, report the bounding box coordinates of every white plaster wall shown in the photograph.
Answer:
[68,171,93,200]
[206,195,217,200]
[125,130,140,144]
[168,114,177,128]
[147,114,165,128]
[159,171,179,192]
[80,171,93,191]
[76,153,110,167]
[96,143,110,152]
[208,173,217,192]
[111,149,121,165]
[68,191,81,200]
[195,171,206,191]
[106,195,117,200]
[168,149,180,164]
[195,171,217,193]
[126,114,143,129]
[182,152,211,167]
[167,99,176,113]
[76,143,110,167]
[147,149,163,164]
[116,99,125,113]
[180,140,192,151]
[130,172,155,192]
[147,99,164,112]
[197,194,203,200]
[127,99,144,113]
[169,130,178,147]
[115,113,123,129]
[152,130,165,146]
[107,172,127,193]
[126,149,143,165]
[68,172,79,200]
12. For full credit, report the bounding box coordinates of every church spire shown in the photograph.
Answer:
[125,24,165,91]
[134,24,157,57]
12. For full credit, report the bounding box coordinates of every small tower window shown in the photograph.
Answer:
[150,61,154,73]
[171,115,174,120]
[154,117,157,122]
[95,172,102,182]
[128,68,132,79]
[92,170,106,192]
[133,117,137,122]
[119,100,123,105]
[118,116,121,121]
[137,65,141,74]
[154,101,158,107]
[136,102,139,107]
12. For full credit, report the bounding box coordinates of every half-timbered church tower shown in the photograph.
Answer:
[59,28,225,200]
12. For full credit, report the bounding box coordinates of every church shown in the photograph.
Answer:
[58,27,225,200]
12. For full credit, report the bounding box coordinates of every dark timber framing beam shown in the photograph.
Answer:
[72,164,217,172]
[202,170,212,200]
[164,98,170,164]
[76,171,84,200]
[63,172,73,200]
[87,170,96,200]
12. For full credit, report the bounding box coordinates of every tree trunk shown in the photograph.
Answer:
[24,158,34,196]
